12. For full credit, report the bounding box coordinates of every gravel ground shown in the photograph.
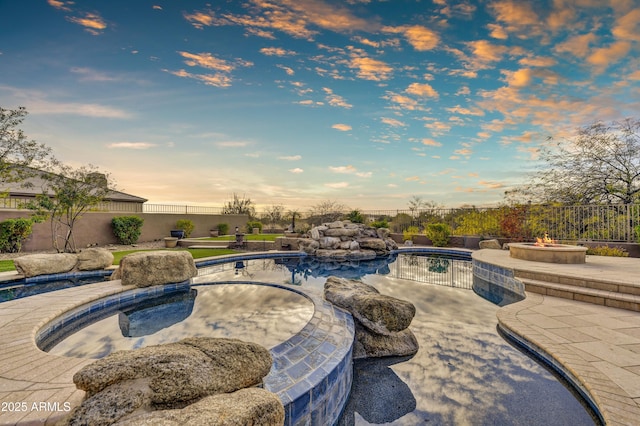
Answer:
[0,240,167,261]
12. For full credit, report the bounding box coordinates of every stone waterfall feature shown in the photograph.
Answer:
[297,221,398,260]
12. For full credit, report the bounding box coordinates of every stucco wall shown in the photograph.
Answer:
[0,210,248,252]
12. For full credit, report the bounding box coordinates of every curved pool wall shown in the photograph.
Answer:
[35,277,354,426]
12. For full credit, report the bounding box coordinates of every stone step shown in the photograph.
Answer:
[177,240,231,248]
[520,277,640,312]
[515,269,640,297]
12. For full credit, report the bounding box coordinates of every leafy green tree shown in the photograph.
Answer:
[27,164,112,252]
[0,218,33,253]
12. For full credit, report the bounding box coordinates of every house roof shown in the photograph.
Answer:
[1,168,148,203]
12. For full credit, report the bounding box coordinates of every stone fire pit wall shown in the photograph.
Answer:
[509,243,588,264]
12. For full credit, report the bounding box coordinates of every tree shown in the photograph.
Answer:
[307,200,347,225]
[0,106,52,185]
[506,118,640,204]
[27,164,113,253]
[222,193,256,218]
[261,204,285,228]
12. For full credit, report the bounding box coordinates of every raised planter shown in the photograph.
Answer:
[509,243,588,264]
[170,230,185,239]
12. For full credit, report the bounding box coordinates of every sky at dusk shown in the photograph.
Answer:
[1,0,639,210]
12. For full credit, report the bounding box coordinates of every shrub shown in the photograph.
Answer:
[586,245,629,257]
[403,226,420,242]
[425,223,451,247]
[345,209,365,223]
[216,223,229,235]
[111,216,144,245]
[176,219,195,237]
[246,220,263,233]
[0,218,33,253]
[370,219,389,229]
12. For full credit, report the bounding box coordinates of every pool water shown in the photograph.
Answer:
[48,284,314,358]
[44,253,597,425]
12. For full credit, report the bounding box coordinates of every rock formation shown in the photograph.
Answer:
[478,239,502,250]
[67,337,283,425]
[324,276,418,359]
[111,251,197,287]
[13,248,114,278]
[298,221,397,261]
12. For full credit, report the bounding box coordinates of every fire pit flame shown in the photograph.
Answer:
[534,233,556,247]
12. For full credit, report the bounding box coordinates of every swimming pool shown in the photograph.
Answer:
[38,252,598,425]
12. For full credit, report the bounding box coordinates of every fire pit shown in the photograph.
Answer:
[509,234,588,264]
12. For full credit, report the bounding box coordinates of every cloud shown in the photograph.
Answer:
[107,142,157,149]
[478,180,504,189]
[329,165,357,174]
[554,33,597,58]
[381,117,406,127]
[405,82,439,98]
[279,155,302,161]
[289,168,304,173]
[277,65,295,75]
[323,88,352,108]
[215,141,249,148]
[70,67,119,82]
[67,12,107,35]
[421,138,442,147]
[587,41,632,72]
[405,176,421,182]
[178,51,236,72]
[612,8,640,42]
[445,105,484,116]
[30,101,131,118]
[465,40,508,68]
[488,1,542,36]
[166,69,232,87]
[325,182,349,188]
[260,47,297,56]
[348,56,393,81]
[384,25,440,51]
[47,0,72,11]
[332,123,352,131]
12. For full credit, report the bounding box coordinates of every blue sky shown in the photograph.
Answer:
[1,0,639,210]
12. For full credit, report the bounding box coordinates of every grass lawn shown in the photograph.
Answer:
[0,248,240,272]
[204,234,283,242]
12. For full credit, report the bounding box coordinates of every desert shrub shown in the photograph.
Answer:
[217,223,229,235]
[0,218,33,253]
[392,213,413,233]
[586,245,629,257]
[403,226,420,242]
[425,223,451,247]
[111,216,144,245]
[246,220,263,233]
[345,209,365,223]
[176,219,195,237]
[370,219,389,229]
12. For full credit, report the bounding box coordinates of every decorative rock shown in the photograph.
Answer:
[73,338,272,402]
[479,239,502,250]
[324,277,415,335]
[76,248,115,271]
[301,221,396,260]
[118,388,285,426]
[68,338,276,426]
[115,251,197,287]
[13,253,77,278]
[357,238,388,253]
[353,322,419,359]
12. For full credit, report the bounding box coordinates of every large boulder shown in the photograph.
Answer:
[73,338,272,402]
[76,248,114,271]
[14,253,78,277]
[324,277,415,335]
[479,239,502,250]
[357,238,389,254]
[353,323,419,359]
[115,388,285,426]
[324,276,418,359]
[114,251,197,287]
[69,338,276,425]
